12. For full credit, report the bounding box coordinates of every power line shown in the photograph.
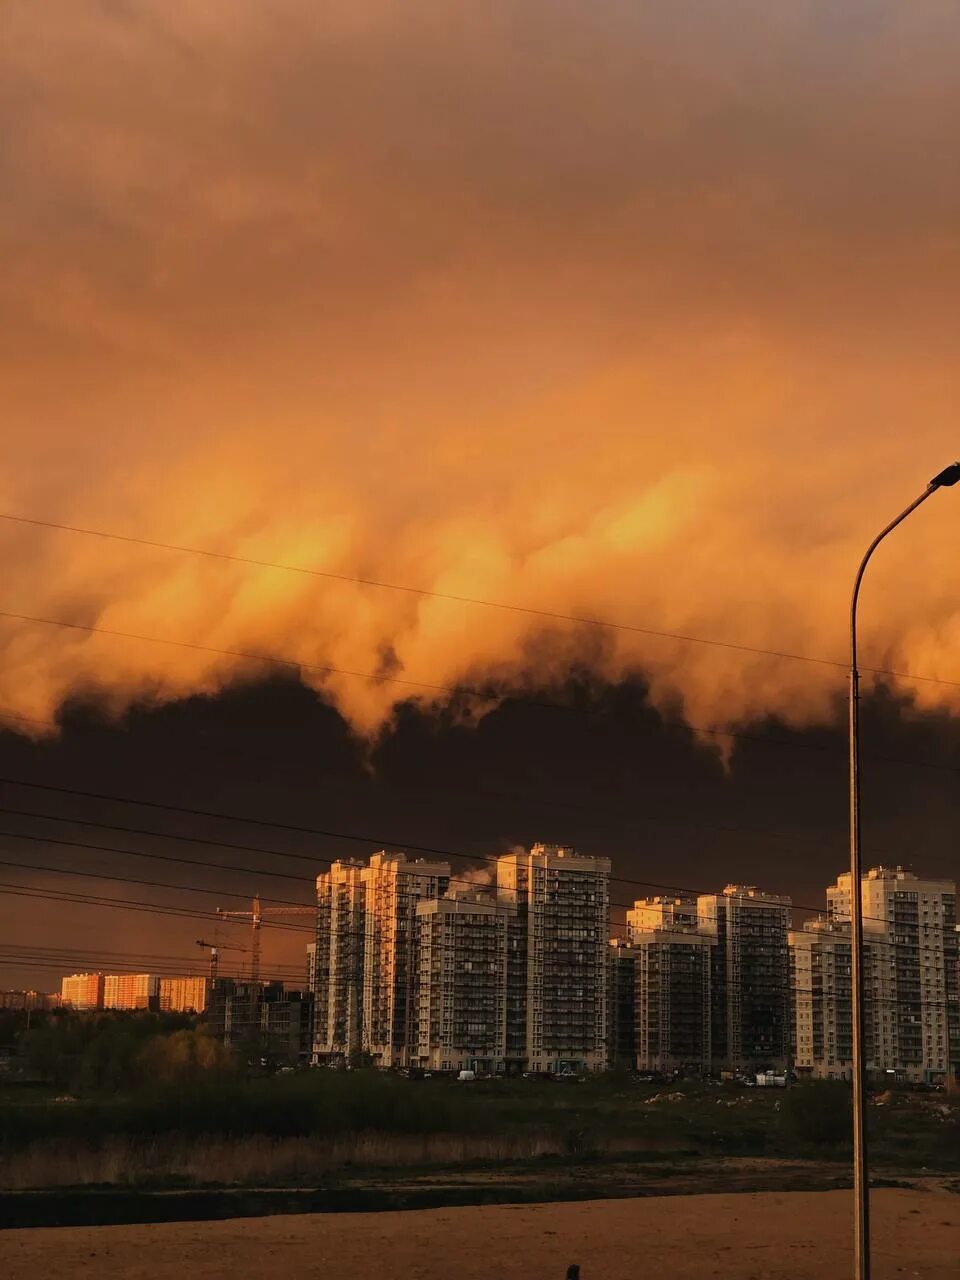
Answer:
[3,943,956,1016]
[0,832,955,961]
[1,777,956,940]
[3,509,958,691]
[0,881,309,932]
[0,806,321,893]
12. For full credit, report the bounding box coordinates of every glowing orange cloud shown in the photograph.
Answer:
[2,3,960,741]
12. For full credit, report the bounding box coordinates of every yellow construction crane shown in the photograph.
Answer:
[216,894,314,984]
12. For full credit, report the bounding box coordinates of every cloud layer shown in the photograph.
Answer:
[2,2,960,739]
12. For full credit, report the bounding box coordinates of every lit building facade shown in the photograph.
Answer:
[789,918,863,1080]
[103,973,160,1010]
[627,896,698,938]
[826,866,959,1084]
[313,859,367,1064]
[159,975,209,1013]
[60,972,105,1011]
[362,852,450,1067]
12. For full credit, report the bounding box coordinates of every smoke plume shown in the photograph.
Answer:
[3,3,960,741]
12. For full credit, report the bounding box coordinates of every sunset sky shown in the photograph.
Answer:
[2,3,959,987]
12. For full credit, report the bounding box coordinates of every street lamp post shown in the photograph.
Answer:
[848,461,960,1280]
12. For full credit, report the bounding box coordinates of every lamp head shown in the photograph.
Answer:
[930,462,960,488]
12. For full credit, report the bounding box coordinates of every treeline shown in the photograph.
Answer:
[12,1011,231,1093]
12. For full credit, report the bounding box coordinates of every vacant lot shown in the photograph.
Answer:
[2,1074,957,1193]
[2,1188,958,1280]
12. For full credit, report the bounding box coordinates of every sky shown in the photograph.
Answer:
[1,3,959,988]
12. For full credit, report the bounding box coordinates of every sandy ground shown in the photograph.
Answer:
[1,1188,957,1280]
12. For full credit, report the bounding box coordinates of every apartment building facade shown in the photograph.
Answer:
[698,885,792,1073]
[606,939,639,1070]
[158,975,209,1013]
[825,866,959,1084]
[0,990,59,1011]
[103,973,160,1010]
[497,843,611,1073]
[60,972,105,1010]
[789,917,861,1079]
[312,859,367,1064]
[415,892,510,1073]
[362,852,451,1067]
[632,925,712,1075]
[627,896,699,938]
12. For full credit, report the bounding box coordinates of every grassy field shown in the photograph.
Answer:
[1,1073,957,1192]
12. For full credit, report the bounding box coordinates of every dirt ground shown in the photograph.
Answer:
[1,1187,957,1280]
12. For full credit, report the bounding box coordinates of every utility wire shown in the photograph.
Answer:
[3,943,956,1015]
[1,779,957,940]
[0,881,310,932]
[0,842,955,962]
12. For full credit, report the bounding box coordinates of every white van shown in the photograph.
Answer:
[457,1069,476,1082]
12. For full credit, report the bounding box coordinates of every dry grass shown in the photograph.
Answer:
[0,1130,569,1189]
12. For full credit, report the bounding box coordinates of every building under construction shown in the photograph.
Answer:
[206,978,312,1065]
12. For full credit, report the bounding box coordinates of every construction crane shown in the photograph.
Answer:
[216,894,314,984]
[195,938,248,982]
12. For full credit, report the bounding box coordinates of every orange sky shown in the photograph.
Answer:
[2,2,960,743]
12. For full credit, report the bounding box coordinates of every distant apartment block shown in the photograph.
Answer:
[497,843,611,1073]
[159,975,209,1013]
[362,852,451,1067]
[103,973,160,1010]
[0,990,59,1011]
[415,891,510,1073]
[313,859,367,1064]
[824,866,959,1084]
[698,885,792,1073]
[60,972,105,1011]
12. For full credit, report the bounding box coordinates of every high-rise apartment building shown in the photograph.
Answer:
[790,917,862,1080]
[631,919,712,1075]
[496,843,610,1073]
[362,852,450,1067]
[606,939,639,1070]
[103,973,160,1010]
[825,866,959,1084]
[698,884,792,1074]
[159,975,209,1013]
[60,972,105,1011]
[313,860,367,1064]
[415,891,510,1073]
